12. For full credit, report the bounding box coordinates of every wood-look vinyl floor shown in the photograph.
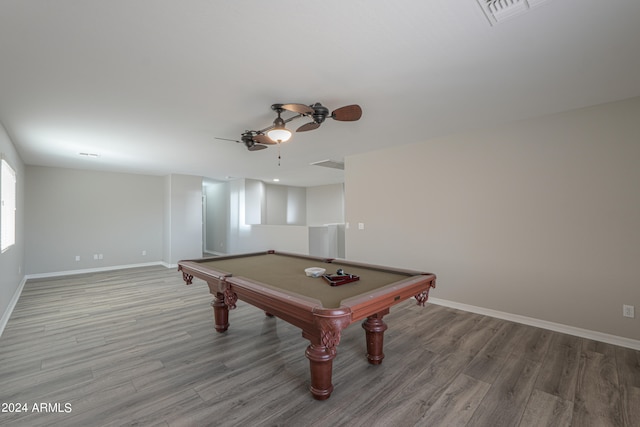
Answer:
[0,266,638,426]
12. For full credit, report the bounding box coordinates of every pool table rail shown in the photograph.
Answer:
[342,274,435,322]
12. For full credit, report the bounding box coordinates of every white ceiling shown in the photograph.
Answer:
[1,0,639,187]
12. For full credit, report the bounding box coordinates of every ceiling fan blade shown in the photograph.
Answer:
[214,137,241,143]
[296,122,321,132]
[248,144,267,151]
[281,103,314,115]
[331,104,362,121]
[253,133,277,145]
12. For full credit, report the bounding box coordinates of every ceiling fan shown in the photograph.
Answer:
[215,102,362,151]
[214,131,274,151]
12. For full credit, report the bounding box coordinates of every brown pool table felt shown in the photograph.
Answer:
[196,254,418,309]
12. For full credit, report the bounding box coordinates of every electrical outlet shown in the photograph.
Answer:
[623,305,635,318]
[75,255,80,261]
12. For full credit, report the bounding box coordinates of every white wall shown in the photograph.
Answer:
[25,166,164,274]
[235,224,309,254]
[163,175,172,264]
[286,186,306,226]
[244,179,265,225]
[306,184,345,257]
[265,184,306,226]
[306,183,344,226]
[265,184,287,225]
[227,179,309,254]
[345,96,640,343]
[165,174,203,265]
[0,122,25,334]
[203,180,228,254]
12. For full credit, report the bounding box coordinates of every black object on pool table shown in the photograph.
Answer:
[322,268,360,286]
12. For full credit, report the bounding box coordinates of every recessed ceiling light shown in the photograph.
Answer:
[273,178,280,182]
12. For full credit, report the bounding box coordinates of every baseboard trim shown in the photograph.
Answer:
[25,261,174,280]
[428,297,640,351]
[0,275,27,338]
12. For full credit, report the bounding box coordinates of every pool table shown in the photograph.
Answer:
[178,250,436,400]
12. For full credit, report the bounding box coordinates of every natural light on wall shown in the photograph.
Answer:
[1,157,16,252]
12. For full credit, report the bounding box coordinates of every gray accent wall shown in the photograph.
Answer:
[344,96,640,342]
[25,166,165,274]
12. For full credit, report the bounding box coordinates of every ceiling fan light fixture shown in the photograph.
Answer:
[267,116,292,143]
[267,128,292,143]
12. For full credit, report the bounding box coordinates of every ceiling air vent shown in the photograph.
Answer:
[477,0,550,25]
[310,159,344,170]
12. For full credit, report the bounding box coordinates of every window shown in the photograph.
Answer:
[1,158,16,252]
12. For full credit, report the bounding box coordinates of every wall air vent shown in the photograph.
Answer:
[310,159,344,170]
[477,0,550,25]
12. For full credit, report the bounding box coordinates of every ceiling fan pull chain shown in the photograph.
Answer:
[278,143,281,166]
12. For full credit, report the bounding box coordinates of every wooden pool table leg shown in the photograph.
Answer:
[211,292,229,332]
[305,339,336,400]
[362,310,389,365]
